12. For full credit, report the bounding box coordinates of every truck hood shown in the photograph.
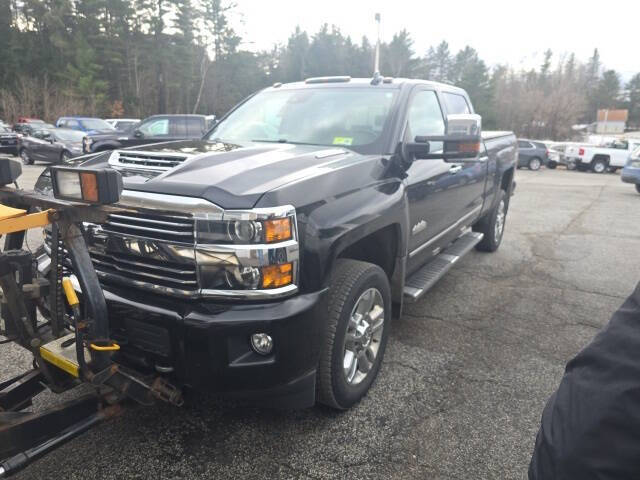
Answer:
[79,140,355,209]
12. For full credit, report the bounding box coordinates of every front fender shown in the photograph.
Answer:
[90,140,121,153]
[298,179,408,293]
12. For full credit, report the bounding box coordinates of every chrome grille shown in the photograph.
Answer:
[102,212,194,244]
[44,210,199,296]
[89,251,197,292]
[110,150,188,171]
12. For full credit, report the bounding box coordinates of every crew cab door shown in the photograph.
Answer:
[127,117,172,147]
[439,91,488,226]
[403,88,461,273]
[404,88,487,274]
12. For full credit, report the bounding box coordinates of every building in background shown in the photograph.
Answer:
[596,109,628,134]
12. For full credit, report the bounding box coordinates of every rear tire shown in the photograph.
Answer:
[317,259,391,410]
[636,184,640,194]
[547,161,557,169]
[591,158,607,173]
[474,190,507,252]
[20,148,33,165]
[528,157,541,171]
[566,161,577,171]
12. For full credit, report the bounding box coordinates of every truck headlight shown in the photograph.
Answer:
[195,215,292,244]
[194,206,299,296]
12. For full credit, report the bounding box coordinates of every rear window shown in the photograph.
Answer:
[443,93,470,114]
[171,118,187,136]
[186,117,204,137]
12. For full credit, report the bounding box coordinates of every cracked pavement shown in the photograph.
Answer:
[3,164,640,479]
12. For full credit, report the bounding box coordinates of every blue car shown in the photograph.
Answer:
[621,146,640,194]
[55,116,115,134]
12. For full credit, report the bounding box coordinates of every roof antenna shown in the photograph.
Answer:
[371,13,382,85]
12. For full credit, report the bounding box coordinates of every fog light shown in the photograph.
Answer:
[250,333,273,355]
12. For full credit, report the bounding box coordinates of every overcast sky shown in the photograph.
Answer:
[233,0,639,80]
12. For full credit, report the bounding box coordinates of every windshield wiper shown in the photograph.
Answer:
[251,139,329,147]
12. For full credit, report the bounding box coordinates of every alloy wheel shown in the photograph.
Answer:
[529,158,541,171]
[342,288,385,386]
[20,150,30,165]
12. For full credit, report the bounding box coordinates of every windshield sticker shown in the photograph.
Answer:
[333,137,353,146]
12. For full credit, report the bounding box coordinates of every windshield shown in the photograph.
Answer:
[0,126,10,133]
[207,87,398,152]
[80,118,114,131]
[54,129,85,142]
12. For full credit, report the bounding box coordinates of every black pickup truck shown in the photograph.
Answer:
[35,77,517,410]
[82,114,209,153]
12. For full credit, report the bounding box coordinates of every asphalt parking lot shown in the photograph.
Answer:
[3,163,640,479]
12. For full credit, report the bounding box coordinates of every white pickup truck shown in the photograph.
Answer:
[565,138,640,173]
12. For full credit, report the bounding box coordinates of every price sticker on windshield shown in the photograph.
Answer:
[333,137,353,146]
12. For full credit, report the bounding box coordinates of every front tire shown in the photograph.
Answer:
[528,157,541,171]
[474,190,508,252]
[547,161,557,169]
[317,259,391,410]
[636,184,640,194]
[20,148,33,165]
[60,150,71,163]
[566,161,577,171]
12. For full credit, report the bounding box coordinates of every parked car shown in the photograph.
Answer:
[35,77,517,409]
[18,128,85,164]
[565,138,640,173]
[13,121,55,136]
[0,125,19,155]
[104,118,141,131]
[55,116,115,134]
[83,114,208,153]
[621,146,640,194]
[517,139,549,170]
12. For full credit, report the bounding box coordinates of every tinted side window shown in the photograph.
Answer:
[170,117,187,137]
[518,141,532,148]
[407,90,445,152]
[186,117,204,137]
[443,93,470,114]
[139,118,169,137]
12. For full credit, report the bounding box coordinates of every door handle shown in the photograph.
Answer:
[449,165,462,174]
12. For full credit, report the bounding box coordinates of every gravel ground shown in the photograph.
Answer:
[3,163,640,479]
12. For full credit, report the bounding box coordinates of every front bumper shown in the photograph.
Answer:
[621,167,640,184]
[0,144,18,154]
[93,283,327,408]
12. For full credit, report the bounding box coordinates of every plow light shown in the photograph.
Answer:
[51,167,123,204]
[0,158,22,186]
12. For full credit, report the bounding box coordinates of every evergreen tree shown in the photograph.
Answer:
[627,73,640,129]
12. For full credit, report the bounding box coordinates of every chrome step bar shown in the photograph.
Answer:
[403,231,484,302]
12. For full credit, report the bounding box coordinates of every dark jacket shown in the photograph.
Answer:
[529,281,640,479]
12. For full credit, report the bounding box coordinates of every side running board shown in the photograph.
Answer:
[403,231,484,302]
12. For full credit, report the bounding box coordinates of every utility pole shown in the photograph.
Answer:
[374,13,381,75]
